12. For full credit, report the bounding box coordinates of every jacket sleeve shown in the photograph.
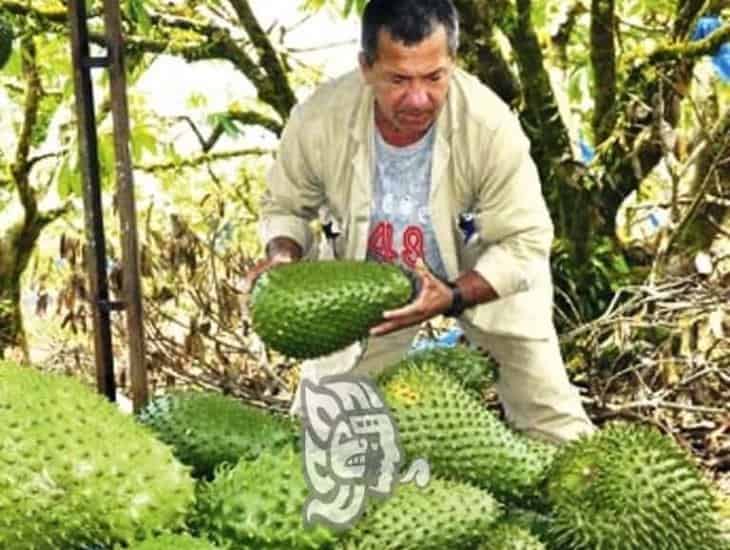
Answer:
[259,104,325,257]
[471,116,555,299]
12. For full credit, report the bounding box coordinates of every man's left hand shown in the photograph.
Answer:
[369,259,453,337]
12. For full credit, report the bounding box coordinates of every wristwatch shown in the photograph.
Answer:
[443,280,467,318]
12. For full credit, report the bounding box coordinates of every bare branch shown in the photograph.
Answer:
[1,0,292,123]
[27,149,68,169]
[175,109,282,154]
[227,0,296,118]
[228,108,283,136]
[136,148,274,172]
[650,22,730,63]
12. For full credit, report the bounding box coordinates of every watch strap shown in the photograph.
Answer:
[443,280,467,318]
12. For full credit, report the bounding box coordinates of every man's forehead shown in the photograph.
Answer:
[373,26,451,63]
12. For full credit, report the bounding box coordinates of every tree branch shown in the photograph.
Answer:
[228,108,283,136]
[227,0,296,119]
[504,0,573,171]
[1,0,291,124]
[11,36,41,219]
[37,202,73,227]
[663,109,730,259]
[673,0,708,40]
[175,109,282,154]
[591,0,617,144]
[551,2,589,68]
[0,0,69,21]
[148,12,224,37]
[590,22,730,232]
[650,22,730,63]
[27,149,68,169]
[136,148,274,173]
[452,0,521,106]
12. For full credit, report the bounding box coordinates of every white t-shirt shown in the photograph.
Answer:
[366,124,448,281]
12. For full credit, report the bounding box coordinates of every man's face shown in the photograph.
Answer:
[360,26,454,141]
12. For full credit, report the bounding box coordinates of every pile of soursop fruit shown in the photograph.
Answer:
[2,260,727,549]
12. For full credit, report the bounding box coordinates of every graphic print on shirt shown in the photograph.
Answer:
[368,222,425,269]
[367,125,448,280]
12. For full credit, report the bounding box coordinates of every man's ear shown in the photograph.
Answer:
[358,52,374,85]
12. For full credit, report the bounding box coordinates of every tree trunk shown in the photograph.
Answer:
[0,274,24,356]
[0,219,45,358]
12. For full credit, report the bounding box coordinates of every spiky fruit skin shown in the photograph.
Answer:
[337,478,502,550]
[250,260,414,359]
[0,362,195,549]
[192,447,338,549]
[377,363,556,507]
[137,391,298,479]
[500,508,553,542]
[127,533,226,550]
[477,522,547,550]
[545,421,725,550]
[404,345,497,396]
[0,16,12,70]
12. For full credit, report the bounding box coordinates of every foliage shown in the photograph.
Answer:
[0,0,308,361]
[552,235,635,330]
[1,1,730,489]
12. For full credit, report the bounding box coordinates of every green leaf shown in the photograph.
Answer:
[186,92,207,110]
[126,0,151,33]
[57,155,81,199]
[131,124,157,160]
[207,113,241,137]
[220,117,239,137]
[567,66,586,104]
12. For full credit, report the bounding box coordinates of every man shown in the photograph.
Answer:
[247,0,595,444]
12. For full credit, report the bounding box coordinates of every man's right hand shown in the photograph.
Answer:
[243,237,303,294]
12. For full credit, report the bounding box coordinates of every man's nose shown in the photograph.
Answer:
[403,86,430,109]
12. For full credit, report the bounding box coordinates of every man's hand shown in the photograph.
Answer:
[242,237,302,293]
[369,259,453,337]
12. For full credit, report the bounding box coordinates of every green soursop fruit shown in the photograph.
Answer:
[545,421,725,549]
[127,533,225,550]
[499,508,553,542]
[336,478,502,550]
[137,391,298,479]
[192,447,339,549]
[477,522,547,550]
[404,344,497,396]
[250,260,414,359]
[377,362,556,507]
[0,15,12,70]
[0,362,195,549]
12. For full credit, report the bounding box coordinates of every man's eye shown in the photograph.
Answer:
[430,74,442,82]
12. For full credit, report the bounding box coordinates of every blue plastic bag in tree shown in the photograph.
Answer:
[691,16,730,82]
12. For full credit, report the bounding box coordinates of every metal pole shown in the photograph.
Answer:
[102,0,149,412]
[68,0,116,402]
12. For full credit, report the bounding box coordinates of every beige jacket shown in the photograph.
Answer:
[260,68,556,340]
